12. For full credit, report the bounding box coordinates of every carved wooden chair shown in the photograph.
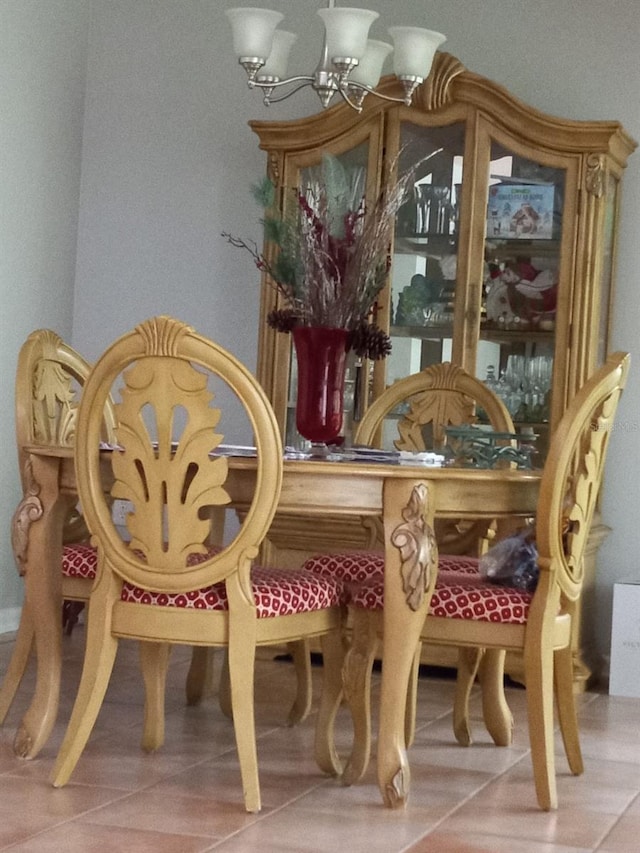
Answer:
[50,316,345,813]
[299,362,516,740]
[1,330,117,728]
[338,351,630,810]
[353,361,517,553]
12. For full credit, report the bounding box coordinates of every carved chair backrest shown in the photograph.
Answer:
[355,362,514,451]
[354,363,515,554]
[535,351,629,613]
[15,329,117,491]
[75,316,283,595]
[14,329,118,553]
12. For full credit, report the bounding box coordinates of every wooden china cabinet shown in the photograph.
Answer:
[250,53,636,688]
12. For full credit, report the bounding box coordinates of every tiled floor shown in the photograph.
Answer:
[1,629,640,852]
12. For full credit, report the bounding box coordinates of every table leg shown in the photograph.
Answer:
[13,454,71,759]
[377,478,437,808]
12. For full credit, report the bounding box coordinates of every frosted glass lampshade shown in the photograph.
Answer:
[257,30,297,80]
[388,26,446,79]
[348,39,393,88]
[317,7,379,61]
[226,8,284,59]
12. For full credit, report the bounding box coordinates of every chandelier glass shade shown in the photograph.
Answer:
[225,2,445,112]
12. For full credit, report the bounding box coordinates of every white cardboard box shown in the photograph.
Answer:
[609,580,640,698]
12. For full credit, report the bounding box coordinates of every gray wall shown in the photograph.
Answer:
[1,0,639,665]
[0,0,89,630]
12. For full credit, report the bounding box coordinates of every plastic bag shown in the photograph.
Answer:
[478,531,539,592]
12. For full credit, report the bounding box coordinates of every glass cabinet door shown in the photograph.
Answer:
[367,120,465,450]
[381,123,568,459]
[480,141,566,456]
[387,122,466,387]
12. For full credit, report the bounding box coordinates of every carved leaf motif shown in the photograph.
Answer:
[559,394,615,593]
[585,154,605,198]
[111,357,230,568]
[391,483,437,611]
[32,360,78,446]
[394,363,476,451]
[396,390,474,451]
[385,766,409,808]
[11,458,43,576]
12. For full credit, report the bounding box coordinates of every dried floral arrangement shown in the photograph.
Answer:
[222,153,420,360]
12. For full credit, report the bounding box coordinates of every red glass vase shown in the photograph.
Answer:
[292,326,348,444]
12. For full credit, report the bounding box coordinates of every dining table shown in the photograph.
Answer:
[8,443,540,808]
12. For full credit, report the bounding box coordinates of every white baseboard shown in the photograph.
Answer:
[0,606,21,637]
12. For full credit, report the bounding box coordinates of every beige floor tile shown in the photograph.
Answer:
[405,832,593,852]
[5,820,219,853]
[3,626,640,852]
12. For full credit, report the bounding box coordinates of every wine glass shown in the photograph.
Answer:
[503,355,525,417]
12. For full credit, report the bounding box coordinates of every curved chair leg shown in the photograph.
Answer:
[314,630,345,776]
[0,605,34,725]
[51,578,119,788]
[554,644,583,775]
[227,598,260,813]
[287,639,313,726]
[140,642,171,752]
[218,649,232,719]
[219,641,314,727]
[524,639,558,810]
[479,648,513,746]
[341,608,379,786]
[185,647,215,706]
[453,647,483,746]
[404,642,422,748]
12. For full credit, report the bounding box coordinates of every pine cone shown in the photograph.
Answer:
[267,309,300,333]
[348,322,392,360]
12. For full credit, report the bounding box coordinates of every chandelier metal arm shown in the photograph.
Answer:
[251,74,416,113]
[250,74,316,92]
[254,78,317,106]
[343,81,415,109]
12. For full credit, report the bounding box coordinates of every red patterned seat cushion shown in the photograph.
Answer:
[120,566,342,618]
[302,551,480,584]
[60,543,225,581]
[62,543,97,579]
[349,567,532,625]
[61,544,334,618]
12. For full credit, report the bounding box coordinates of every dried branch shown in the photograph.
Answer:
[223,152,425,359]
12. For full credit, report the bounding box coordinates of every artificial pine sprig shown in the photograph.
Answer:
[223,152,423,359]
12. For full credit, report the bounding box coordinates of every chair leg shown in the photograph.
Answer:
[314,630,345,776]
[0,604,34,725]
[478,648,513,746]
[554,645,583,775]
[140,641,171,752]
[219,649,232,719]
[453,647,483,746]
[341,608,379,786]
[287,639,313,726]
[51,577,119,788]
[524,639,558,810]
[227,582,260,813]
[185,647,215,706]
[404,643,422,748]
[220,642,312,727]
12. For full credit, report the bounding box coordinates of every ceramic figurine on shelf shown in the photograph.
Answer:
[484,260,558,329]
[395,273,439,325]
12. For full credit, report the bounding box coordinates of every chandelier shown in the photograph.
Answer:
[226,2,446,112]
